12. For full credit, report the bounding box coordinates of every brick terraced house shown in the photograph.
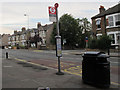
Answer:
[8,22,54,49]
[91,3,120,49]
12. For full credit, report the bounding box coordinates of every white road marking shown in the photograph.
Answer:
[110,61,119,64]
[3,66,13,68]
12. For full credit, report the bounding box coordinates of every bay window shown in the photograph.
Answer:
[108,16,114,27]
[96,19,101,29]
[107,13,120,28]
[115,14,120,26]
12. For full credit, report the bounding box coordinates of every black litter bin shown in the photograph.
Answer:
[82,51,110,88]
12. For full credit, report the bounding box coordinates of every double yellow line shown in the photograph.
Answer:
[14,58,120,87]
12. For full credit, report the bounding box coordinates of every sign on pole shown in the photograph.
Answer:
[85,37,88,42]
[48,6,56,22]
[56,36,62,57]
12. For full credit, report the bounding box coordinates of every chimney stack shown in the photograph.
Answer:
[99,5,105,13]
[22,27,26,32]
[37,22,41,28]
[14,30,17,34]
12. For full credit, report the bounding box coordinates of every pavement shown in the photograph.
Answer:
[2,57,120,90]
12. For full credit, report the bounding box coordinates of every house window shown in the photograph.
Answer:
[115,14,120,26]
[108,16,114,27]
[96,19,101,29]
[116,33,120,44]
[22,35,24,39]
[97,34,102,39]
[109,34,115,44]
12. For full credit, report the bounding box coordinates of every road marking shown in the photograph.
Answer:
[33,50,43,52]
[110,61,118,64]
[15,58,27,62]
[14,58,120,86]
[64,69,82,76]
[64,65,82,76]
[111,82,120,86]
[3,66,13,68]
[14,58,57,70]
[64,66,120,86]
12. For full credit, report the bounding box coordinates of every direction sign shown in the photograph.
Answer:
[48,6,56,22]
[85,37,88,42]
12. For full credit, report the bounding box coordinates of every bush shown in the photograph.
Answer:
[88,37,98,49]
[97,35,111,50]
[88,35,111,50]
[19,45,25,49]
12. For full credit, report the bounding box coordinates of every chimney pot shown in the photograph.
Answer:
[99,5,105,13]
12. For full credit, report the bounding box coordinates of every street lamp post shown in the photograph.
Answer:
[24,14,29,29]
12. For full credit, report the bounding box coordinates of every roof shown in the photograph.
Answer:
[91,3,120,19]
[42,23,53,31]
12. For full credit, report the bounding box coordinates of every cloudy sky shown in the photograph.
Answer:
[0,0,119,34]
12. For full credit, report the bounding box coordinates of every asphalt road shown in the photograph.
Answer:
[2,49,119,66]
[2,49,120,88]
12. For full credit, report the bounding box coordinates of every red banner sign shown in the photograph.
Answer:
[49,7,56,15]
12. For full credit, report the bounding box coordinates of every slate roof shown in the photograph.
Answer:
[91,3,120,19]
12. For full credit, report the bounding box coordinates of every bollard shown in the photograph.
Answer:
[108,48,110,55]
[6,52,8,59]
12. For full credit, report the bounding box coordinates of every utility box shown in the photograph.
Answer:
[82,51,110,88]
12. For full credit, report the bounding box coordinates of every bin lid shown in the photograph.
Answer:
[98,54,109,58]
[82,51,105,57]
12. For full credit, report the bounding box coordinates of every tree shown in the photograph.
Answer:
[77,18,91,34]
[51,14,81,49]
[77,18,92,48]
[50,14,92,49]
[29,33,42,48]
[50,24,57,45]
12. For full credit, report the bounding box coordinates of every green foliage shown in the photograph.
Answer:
[59,14,80,48]
[88,35,111,50]
[50,14,92,49]
[50,24,57,45]
[19,45,25,49]
[97,34,111,50]
[88,37,98,49]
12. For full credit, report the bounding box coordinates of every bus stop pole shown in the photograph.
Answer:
[55,3,64,75]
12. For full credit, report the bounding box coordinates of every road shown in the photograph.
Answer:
[2,49,120,88]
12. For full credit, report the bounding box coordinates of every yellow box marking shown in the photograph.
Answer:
[14,58,120,86]
[33,50,43,52]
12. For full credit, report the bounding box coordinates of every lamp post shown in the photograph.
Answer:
[24,14,29,29]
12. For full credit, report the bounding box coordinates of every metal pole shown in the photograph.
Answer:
[24,14,29,29]
[56,8,59,36]
[55,4,64,75]
[28,15,29,29]
[6,52,8,59]
[58,57,61,72]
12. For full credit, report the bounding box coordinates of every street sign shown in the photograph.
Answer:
[63,39,66,44]
[54,3,59,8]
[48,6,56,22]
[85,37,88,42]
[56,36,62,57]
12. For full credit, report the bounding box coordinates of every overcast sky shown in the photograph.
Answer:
[0,0,119,34]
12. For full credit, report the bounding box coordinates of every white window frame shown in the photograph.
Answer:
[106,13,120,28]
[107,31,120,46]
[96,18,101,30]
[115,14,120,26]
[12,36,15,41]
[96,34,102,39]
